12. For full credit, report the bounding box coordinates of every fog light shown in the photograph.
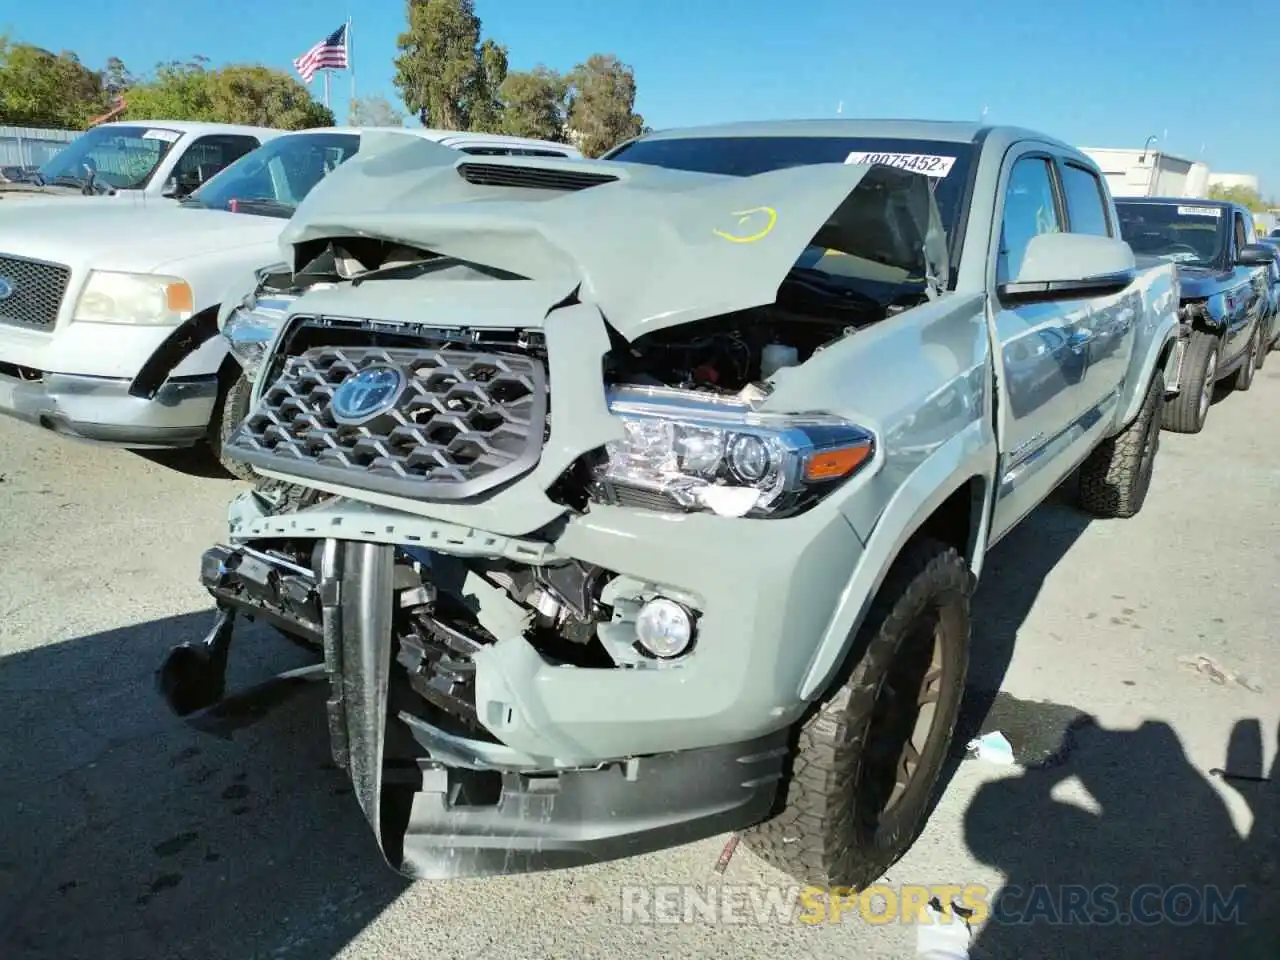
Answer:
[635,598,694,659]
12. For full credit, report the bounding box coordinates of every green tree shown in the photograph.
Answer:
[209,65,333,129]
[1208,183,1266,212]
[120,60,216,122]
[121,60,332,130]
[564,54,643,158]
[102,56,134,98]
[496,66,567,142]
[349,93,406,127]
[393,0,488,130]
[468,38,509,133]
[0,37,111,127]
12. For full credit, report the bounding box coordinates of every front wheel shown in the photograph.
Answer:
[1162,329,1219,434]
[209,369,257,481]
[1076,371,1163,519]
[743,538,971,890]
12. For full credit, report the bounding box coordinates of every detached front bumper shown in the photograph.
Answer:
[194,533,792,878]
[0,369,217,447]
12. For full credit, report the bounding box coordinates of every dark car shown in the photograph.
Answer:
[1253,235,1280,358]
[1115,198,1273,433]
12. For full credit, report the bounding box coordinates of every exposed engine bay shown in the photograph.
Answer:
[263,235,922,398]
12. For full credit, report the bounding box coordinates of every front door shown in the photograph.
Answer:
[987,151,1108,541]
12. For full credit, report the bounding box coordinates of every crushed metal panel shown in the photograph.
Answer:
[280,142,948,340]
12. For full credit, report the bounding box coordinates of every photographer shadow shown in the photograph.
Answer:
[0,612,409,960]
[963,717,1278,959]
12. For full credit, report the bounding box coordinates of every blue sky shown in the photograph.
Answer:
[6,0,1280,192]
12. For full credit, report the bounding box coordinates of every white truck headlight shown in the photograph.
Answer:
[222,295,297,379]
[72,270,194,326]
[593,385,876,518]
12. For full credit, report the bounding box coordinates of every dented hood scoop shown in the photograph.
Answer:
[280,132,948,340]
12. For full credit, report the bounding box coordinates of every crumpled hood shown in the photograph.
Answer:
[0,201,280,273]
[279,132,948,340]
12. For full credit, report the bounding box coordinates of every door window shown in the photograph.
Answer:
[1060,162,1112,237]
[174,135,261,184]
[1231,211,1248,257]
[997,157,1063,284]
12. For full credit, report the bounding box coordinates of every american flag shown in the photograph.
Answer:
[293,23,349,84]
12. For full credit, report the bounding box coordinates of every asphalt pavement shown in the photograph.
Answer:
[0,364,1276,960]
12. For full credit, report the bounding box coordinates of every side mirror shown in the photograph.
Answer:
[998,232,1136,304]
[1237,243,1276,266]
[160,176,182,198]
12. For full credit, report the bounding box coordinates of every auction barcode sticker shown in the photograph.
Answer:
[142,129,182,143]
[845,152,957,177]
[1177,205,1221,217]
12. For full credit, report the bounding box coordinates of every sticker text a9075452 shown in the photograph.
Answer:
[845,152,957,178]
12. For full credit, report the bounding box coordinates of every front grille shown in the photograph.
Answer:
[226,344,547,500]
[0,254,71,330]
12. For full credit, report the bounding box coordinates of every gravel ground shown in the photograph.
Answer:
[0,365,1276,960]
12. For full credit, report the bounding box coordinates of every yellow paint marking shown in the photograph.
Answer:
[713,206,778,243]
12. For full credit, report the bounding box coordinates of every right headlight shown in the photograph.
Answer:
[222,294,298,380]
[591,385,876,519]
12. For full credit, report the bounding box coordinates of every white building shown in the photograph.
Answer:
[1078,147,1199,198]
[1207,171,1260,193]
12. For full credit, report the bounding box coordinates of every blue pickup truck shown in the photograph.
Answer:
[1115,197,1275,433]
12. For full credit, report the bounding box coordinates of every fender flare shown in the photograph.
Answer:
[797,418,996,701]
[1117,316,1179,428]
[128,305,223,399]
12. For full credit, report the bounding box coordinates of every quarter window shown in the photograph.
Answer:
[1060,162,1111,237]
[997,157,1063,284]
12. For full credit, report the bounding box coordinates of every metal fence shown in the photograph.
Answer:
[0,125,78,168]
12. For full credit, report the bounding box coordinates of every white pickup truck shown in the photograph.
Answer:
[0,127,583,475]
[0,120,283,205]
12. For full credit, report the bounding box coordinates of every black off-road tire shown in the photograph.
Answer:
[1075,372,1163,520]
[743,538,971,891]
[210,369,257,481]
[1162,329,1220,434]
[1230,325,1262,392]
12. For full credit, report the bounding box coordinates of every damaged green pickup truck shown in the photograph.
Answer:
[159,121,1181,889]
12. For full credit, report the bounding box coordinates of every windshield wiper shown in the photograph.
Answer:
[781,266,884,308]
[226,197,296,217]
[178,195,207,209]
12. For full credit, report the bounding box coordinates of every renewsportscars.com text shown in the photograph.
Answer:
[618,883,1248,926]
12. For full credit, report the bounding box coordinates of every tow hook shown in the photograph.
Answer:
[156,605,236,716]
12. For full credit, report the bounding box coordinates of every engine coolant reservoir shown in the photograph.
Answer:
[761,343,800,379]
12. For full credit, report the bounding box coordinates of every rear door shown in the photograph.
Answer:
[987,148,1110,540]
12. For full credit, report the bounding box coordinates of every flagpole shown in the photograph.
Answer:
[323,69,331,110]
[347,15,355,119]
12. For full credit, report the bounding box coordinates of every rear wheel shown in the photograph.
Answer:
[1076,372,1163,519]
[743,538,970,890]
[1162,329,1219,434]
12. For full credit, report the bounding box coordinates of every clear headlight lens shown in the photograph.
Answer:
[72,270,194,326]
[592,385,876,518]
[222,294,298,379]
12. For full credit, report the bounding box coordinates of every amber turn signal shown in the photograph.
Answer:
[804,444,873,482]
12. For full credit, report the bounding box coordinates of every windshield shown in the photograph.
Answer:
[1115,201,1228,268]
[37,125,182,191]
[604,134,974,248]
[188,132,362,218]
